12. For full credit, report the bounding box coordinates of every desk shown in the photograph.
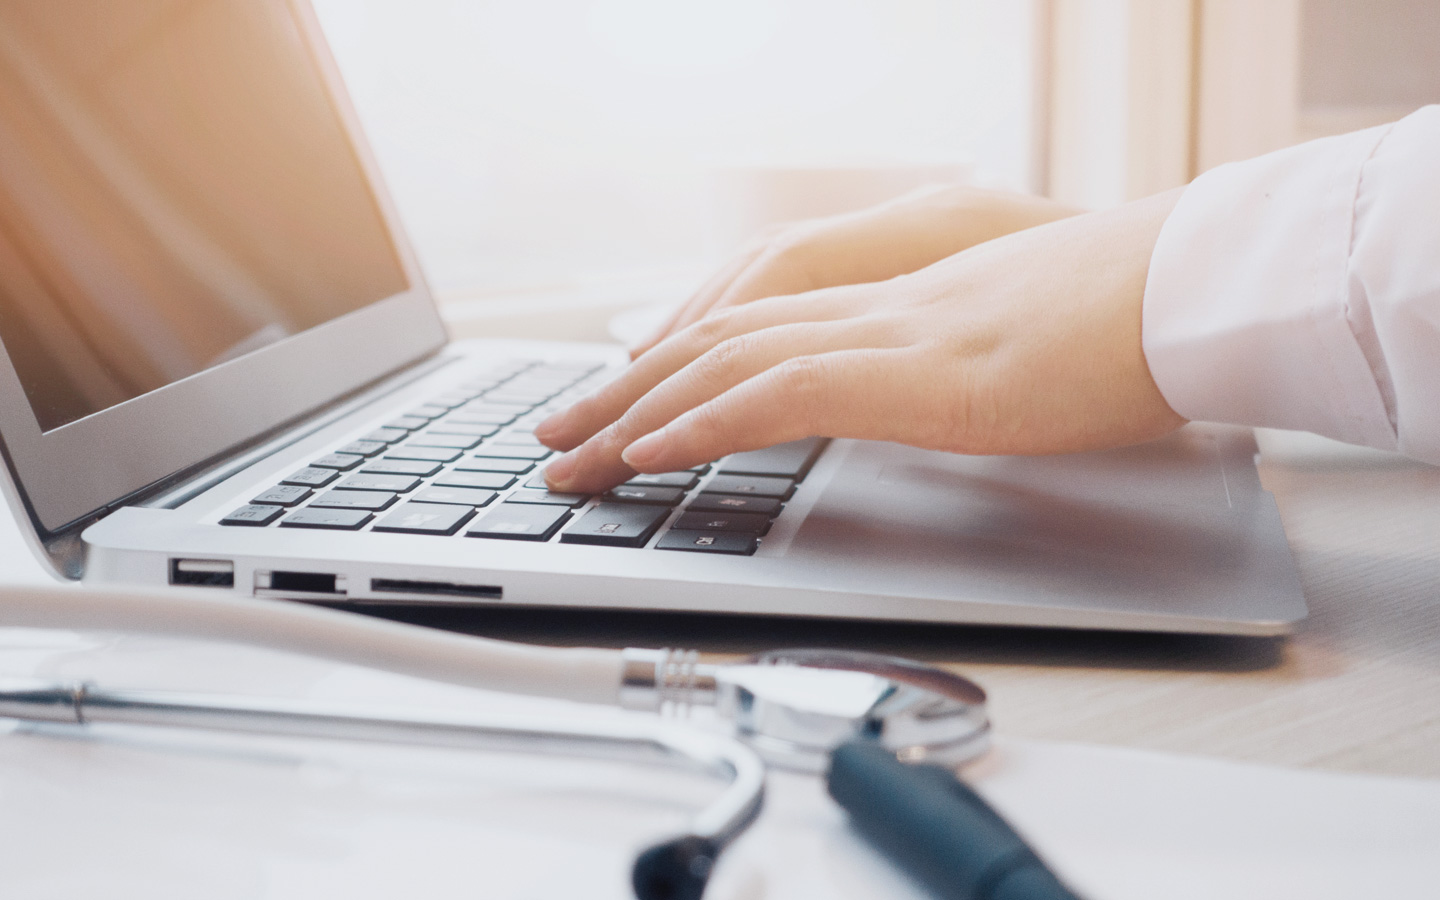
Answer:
[373,428,1440,780]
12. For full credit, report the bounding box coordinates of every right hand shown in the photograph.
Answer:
[627,185,1084,359]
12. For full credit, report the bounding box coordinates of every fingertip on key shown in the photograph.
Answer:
[532,415,562,446]
[541,451,577,491]
[620,429,667,471]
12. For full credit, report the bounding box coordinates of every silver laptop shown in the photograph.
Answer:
[0,0,1305,636]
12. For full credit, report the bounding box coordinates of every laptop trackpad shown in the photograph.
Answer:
[783,429,1254,604]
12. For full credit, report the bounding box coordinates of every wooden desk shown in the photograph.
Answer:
[964,428,1440,779]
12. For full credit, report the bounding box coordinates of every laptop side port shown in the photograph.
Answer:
[170,559,235,588]
[255,570,347,596]
[370,578,503,601]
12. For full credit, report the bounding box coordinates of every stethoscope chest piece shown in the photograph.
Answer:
[715,649,991,772]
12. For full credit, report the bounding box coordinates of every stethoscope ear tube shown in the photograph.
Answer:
[826,740,1081,900]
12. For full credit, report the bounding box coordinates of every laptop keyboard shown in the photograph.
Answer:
[220,359,827,556]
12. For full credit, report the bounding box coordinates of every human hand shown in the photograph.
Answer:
[627,185,1082,358]
[537,189,1188,494]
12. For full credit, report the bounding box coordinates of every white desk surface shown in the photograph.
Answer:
[1,427,1438,898]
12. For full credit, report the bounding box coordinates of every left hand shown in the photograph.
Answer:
[536,189,1188,495]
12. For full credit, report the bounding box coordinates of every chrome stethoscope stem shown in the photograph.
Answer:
[0,678,764,854]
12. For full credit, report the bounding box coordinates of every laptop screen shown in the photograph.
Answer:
[0,0,410,433]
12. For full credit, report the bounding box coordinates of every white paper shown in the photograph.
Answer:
[1,630,1437,900]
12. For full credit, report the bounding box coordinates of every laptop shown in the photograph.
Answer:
[0,0,1305,636]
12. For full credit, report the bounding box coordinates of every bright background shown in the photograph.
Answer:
[311,0,1037,301]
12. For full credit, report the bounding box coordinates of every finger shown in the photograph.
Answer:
[621,348,927,474]
[543,317,905,492]
[664,245,820,338]
[628,241,770,360]
[537,284,874,452]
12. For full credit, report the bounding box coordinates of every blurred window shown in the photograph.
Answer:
[313,0,1037,299]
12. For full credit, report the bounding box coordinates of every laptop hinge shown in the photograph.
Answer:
[19,352,459,581]
[138,353,459,511]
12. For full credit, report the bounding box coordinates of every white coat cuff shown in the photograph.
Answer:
[1141,124,1399,450]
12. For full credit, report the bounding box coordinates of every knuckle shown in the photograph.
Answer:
[773,355,829,433]
[686,309,735,347]
[693,334,753,388]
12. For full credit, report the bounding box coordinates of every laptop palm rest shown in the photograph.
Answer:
[779,426,1304,633]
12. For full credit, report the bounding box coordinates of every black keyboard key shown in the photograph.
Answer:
[457,456,536,474]
[310,453,363,471]
[362,459,443,477]
[383,446,462,463]
[718,438,828,480]
[251,485,313,507]
[434,470,517,490]
[406,405,450,420]
[386,416,430,431]
[220,504,284,526]
[506,490,590,508]
[279,508,373,530]
[624,471,699,490]
[337,440,387,458]
[687,493,783,516]
[472,444,552,460]
[466,503,572,541]
[413,487,497,507]
[453,408,520,425]
[372,502,475,535]
[655,530,758,555]
[282,467,339,488]
[362,427,408,444]
[602,485,685,506]
[309,489,398,511]
[406,433,482,450]
[673,511,771,534]
[561,503,671,548]
[426,422,500,438]
[703,474,795,500]
[338,474,421,493]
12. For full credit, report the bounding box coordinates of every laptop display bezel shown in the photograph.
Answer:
[0,0,449,537]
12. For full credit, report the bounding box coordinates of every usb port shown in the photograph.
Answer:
[170,559,235,588]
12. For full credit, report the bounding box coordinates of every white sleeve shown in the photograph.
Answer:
[1142,104,1440,464]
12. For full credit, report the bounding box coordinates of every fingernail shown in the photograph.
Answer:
[543,451,577,490]
[621,428,667,469]
[533,413,563,444]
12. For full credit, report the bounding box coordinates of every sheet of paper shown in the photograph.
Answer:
[1,628,1437,899]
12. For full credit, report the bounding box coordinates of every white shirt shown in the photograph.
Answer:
[1143,104,1440,464]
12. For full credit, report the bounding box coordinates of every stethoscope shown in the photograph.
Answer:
[0,585,994,900]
